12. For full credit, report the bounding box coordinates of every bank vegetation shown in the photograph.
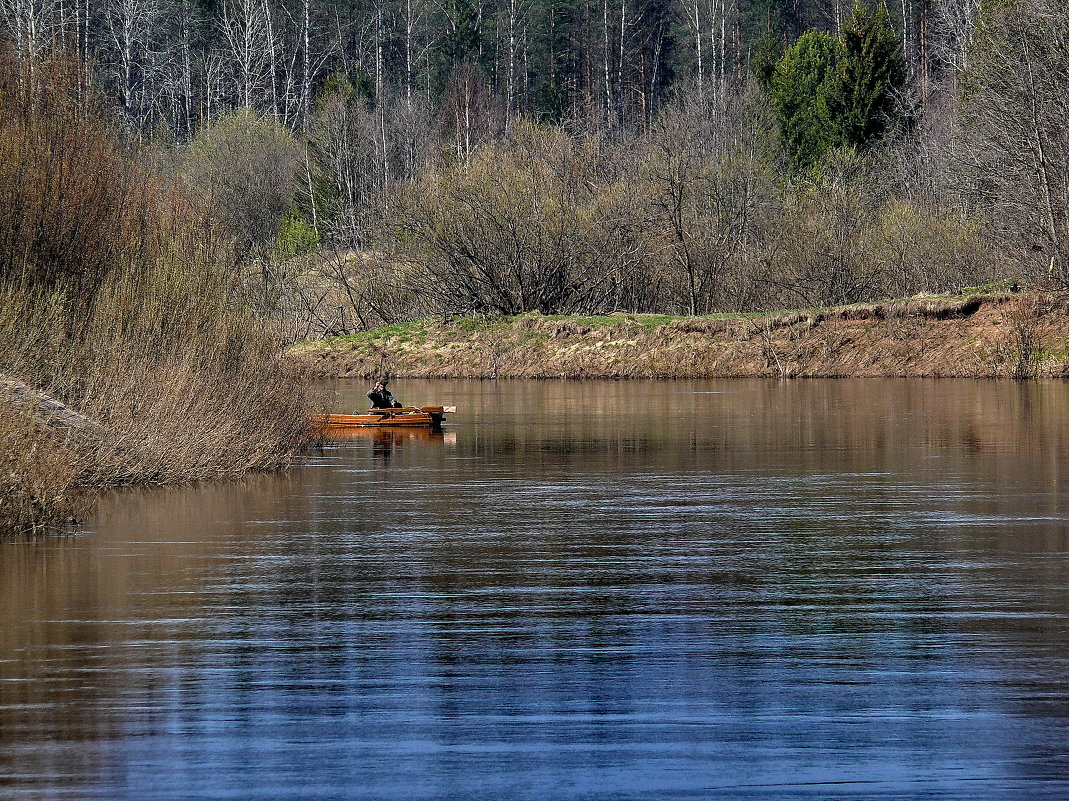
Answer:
[250,0,1066,345]
[0,55,308,538]
[5,0,1069,532]
[292,289,1069,380]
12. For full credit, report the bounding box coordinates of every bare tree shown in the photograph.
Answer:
[0,0,61,62]
[930,0,982,72]
[677,0,734,104]
[760,150,886,309]
[308,88,383,245]
[98,0,167,125]
[402,122,651,315]
[956,0,1069,281]
[499,0,533,121]
[218,0,273,111]
[439,59,501,159]
[643,85,776,314]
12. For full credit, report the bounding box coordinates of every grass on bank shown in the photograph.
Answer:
[0,411,79,537]
[289,313,734,355]
[292,281,1019,357]
[0,260,312,538]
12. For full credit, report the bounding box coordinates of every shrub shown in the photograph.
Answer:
[0,53,310,535]
[0,407,78,537]
[400,121,651,315]
[0,51,163,302]
[183,110,302,254]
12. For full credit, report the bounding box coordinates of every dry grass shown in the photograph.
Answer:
[0,53,175,299]
[1,259,311,537]
[293,292,1069,381]
[0,51,309,537]
[0,406,80,536]
[80,260,308,480]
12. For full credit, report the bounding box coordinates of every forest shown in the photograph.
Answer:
[3,0,1068,332]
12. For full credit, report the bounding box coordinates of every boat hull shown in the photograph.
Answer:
[311,406,453,433]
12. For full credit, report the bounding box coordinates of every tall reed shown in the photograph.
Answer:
[0,50,309,537]
[0,409,79,536]
[70,257,310,486]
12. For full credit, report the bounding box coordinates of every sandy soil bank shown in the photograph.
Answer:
[291,293,1069,380]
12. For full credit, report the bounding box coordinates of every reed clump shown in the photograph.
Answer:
[0,408,80,536]
[0,52,309,537]
[63,260,310,486]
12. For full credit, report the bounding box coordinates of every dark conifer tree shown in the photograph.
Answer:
[766,0,907,169]
[752,33,785,91]
[769,30,838,168]
[820,0,907,149]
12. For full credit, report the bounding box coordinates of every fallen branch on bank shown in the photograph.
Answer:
[0,375,105,443]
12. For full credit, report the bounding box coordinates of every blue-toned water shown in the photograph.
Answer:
[3,379,1069,800]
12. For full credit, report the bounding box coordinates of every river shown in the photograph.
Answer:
[2,379,1069,800]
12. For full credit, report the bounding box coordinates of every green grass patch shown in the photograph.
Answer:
[449,315,502,333]
[534,313,677,328]
[1032,348,1069,362]
[291,320,430,353]
[291,286,1023,356]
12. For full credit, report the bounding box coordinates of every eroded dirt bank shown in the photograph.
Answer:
[291,293,1069,380]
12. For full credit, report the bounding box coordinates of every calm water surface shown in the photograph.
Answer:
[3,379,1069,800]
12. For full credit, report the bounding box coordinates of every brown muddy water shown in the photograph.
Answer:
[2,378,1069,800]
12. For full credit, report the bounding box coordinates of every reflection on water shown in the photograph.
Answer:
[3,379,1069,800]
[321,426,458,465]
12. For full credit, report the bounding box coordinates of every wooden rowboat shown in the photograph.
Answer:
[312,405,456,433]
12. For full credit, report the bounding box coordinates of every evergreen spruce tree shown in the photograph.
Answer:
[820,0,908,151]
[752,34,786,92]
[769,31,838,170]
[767,0,907,170]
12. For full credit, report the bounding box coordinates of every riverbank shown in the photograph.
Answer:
[291,291,1069,380]
[0,62,312,538]
[0,345,309,538]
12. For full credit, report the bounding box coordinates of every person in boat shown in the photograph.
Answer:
[367,378,402,409]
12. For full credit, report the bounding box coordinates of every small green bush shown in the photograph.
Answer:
[275,212,320,262]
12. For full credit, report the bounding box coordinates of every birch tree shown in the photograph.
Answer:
[0,0,61,61]
[957,0,1069,280]
[98,0,166,124]
[930,0,982,71]
[219,0,273,111]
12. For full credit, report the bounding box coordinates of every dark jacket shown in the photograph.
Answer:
[367,388,401,409]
